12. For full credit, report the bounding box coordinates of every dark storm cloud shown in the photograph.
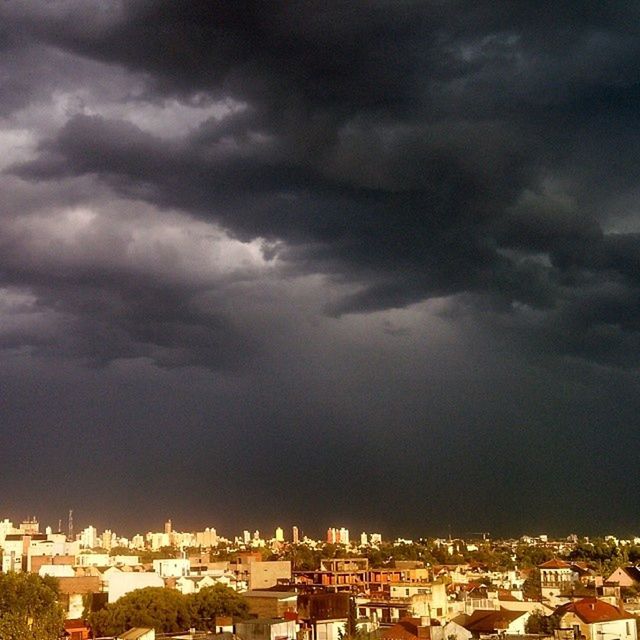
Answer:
[8,0,640,368]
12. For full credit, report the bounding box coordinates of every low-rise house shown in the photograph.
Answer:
[39,564,76,578]
[107,571,164,603]
[298,592,350,640]
[175,574,221,595]
[409,583,448,621]
[554,597,637,640]
[235,618,297,640]
[381,617,438,640]
[153,558,190,578]
[242,589,298,618]
[539,560,578,602]
[57,576,101,619]
[606,567,640,590]
[455,608,529,638]
[433,620,473,640]
[63,619,91,640]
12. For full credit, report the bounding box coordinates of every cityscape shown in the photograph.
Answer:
[3,514,640,640]
[3,2,640,640]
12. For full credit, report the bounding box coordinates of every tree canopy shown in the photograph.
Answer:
[190,585,249,630]
[0,572,64,640]
[88,584,248,636]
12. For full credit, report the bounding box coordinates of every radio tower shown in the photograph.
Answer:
[68,509,74,542]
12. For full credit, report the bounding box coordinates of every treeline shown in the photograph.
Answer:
[260,541,523,571]
[88,584,248,637]
[250,537,640,573]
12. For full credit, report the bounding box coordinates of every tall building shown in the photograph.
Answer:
[80,525,97,549]
[360,532,368,546]
[243,530,251,544]
[101,529,114,550]
[196,527,218,547]
[327,528,337,544]
[292,526,299,544]
[165,519,172,535]
[339,528,349,545]
[275,527,284,542]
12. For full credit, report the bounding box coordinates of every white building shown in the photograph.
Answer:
[107,571,164,603]
[153,558,190,578]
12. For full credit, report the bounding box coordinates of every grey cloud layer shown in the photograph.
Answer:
[5,0,640,368]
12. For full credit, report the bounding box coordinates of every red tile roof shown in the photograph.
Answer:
[555,598,631,624]
[381,618,434,640]
[538,558,572,569]
[462,609,527,633]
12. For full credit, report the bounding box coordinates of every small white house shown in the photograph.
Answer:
[107,571,164,603]
[153,558,190,578]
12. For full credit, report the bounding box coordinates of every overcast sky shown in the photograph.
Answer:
[2,1,640,539]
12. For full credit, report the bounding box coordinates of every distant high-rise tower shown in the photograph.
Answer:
[360,532,368,546]
[68,509,74,542]
[339,527,349,545]
[292,526,299,544]
[165,519,172,535]
[327,527,337,544]
[275,527,284,542]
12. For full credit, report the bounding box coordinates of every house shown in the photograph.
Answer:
[107,571,164,603]
[297,592,350,640]
[100,566,123,592]
[381,617,439,640]
[241,589,298,618]
[57,576,101,619]
[606,567,640,590]
[235,618,297,640]
[39,564,76,578]
[554,597,637,640]
[539,560,579,603]
[181,574,232,594]
[153,558,190,578]
[456,608,530,638]
[433,620,473,640]
[409,583,448,622]
[63,619,91,640]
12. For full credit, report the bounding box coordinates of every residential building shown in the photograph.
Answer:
[554,597,637,640]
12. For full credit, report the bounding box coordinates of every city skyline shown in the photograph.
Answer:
[1,512,639,543]
[2,3,640,535]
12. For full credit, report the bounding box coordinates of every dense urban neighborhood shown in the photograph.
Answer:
[3,517,640,640]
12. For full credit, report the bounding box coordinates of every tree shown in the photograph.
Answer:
[522,568,542,600]
[88,587,191,636]
[188,585,249,630]
[88,584,248,637]
[138,546,179,563]
[525,610,561,635]
[0,572,64,640]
